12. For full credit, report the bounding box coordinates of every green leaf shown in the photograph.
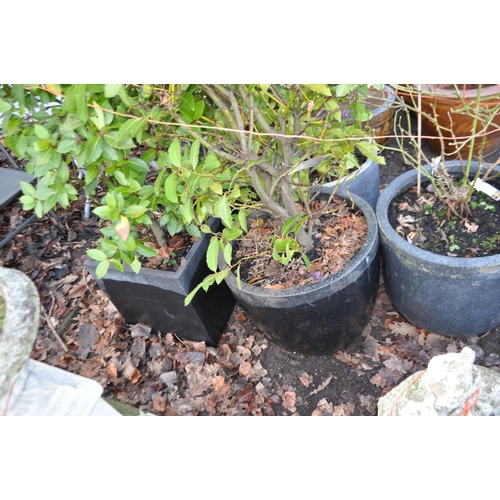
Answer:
[193,100,205,121]
[236,264,242,290]
[93,205,114,219]
[282,213,307,237]
[209,181,223,195]
[20,181,36,196]
[35,185,57,201]
[223,242,232,265]
[222,227,242,241]
[33,140,50,152]
[127,157,149,173]
[215,268,229,285]
[122,205,148,218]
[206,236,219,272]
[34,124,50,140]
[137,244,158,258]
[91,103,106,130]
[357,141,383,164]
[86,136,102,163]
[164,173,178,203]
[203,155,220,172]
[104,84,121,98]
[87,249,108,261]
[110,260,124,273]
[214,195,232,228]
[116,117,147,142]
[57,138,76,154]
[19,195,36,210]
[190,139,200,169]
[238,209,248,233]
[101,142,119,161]
[130,258,141,274]
[169,139,182,168]
[0,101,12,113]
[304,84,332,96]
[184,276,215,305]
[95,259,110,278]
[61,114,84,131]
[75,84,88,121]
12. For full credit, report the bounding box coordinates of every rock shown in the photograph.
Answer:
[160,371,178,385]
[378,347,500,416]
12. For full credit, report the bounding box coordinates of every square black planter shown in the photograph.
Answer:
[85,218,236,346]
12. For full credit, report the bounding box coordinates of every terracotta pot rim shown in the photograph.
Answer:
[419,83,500,101]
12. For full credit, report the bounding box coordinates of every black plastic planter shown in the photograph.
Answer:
[219,193,380,355]
[85,218,236,346]
[376,160,500,336]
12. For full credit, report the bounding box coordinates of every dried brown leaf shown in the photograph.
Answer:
[76,323,99,359]
[239,360,252,376]
[359,394,377,414]
[236,386,254,404]
[122,358,137,379]
[312,398,334,416]
[299,372,312,388]
[211,375,230,396]
[249,360,267,380]
[309,375,333,396]
[383,356,413,374]
[106,361,118,378]
[464,221,478,233]
[282,391,296,410]
[185,363,216,397]
[153,395,167,414]
[332,403,355,416]
[370,368,402,388]
[334,351,357,367]
[129,368,141,384]
[387,320,419,337]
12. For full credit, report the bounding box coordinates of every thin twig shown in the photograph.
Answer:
[41,305,69,352]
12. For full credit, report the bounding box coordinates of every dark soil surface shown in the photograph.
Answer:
[235,197,368,289]
[3,109,500,416]
[388,180,500,258]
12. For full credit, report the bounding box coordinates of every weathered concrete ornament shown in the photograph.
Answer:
[378,347,500,416]
[0,267,121,416]
[0,267,40,402]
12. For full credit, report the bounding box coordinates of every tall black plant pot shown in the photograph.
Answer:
[85,218,236,346]
[219,193,380,355]
[376,160,500,336]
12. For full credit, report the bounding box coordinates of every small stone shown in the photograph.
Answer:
[160,371,178,385]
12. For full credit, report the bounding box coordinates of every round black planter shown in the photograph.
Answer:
[376,160,500,336]
[219,193,380,355]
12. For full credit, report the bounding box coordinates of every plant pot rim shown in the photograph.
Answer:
[85,216,221,282]
[367,85,397,117]
[376,159,500,267]
[419,84,500,100]
[220,191,379,299]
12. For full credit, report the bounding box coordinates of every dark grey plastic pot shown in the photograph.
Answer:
[85,217,236,346]
[376,160,500,336]
[219,192,380,355]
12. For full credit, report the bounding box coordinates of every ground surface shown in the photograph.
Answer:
[2,116,500,416]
